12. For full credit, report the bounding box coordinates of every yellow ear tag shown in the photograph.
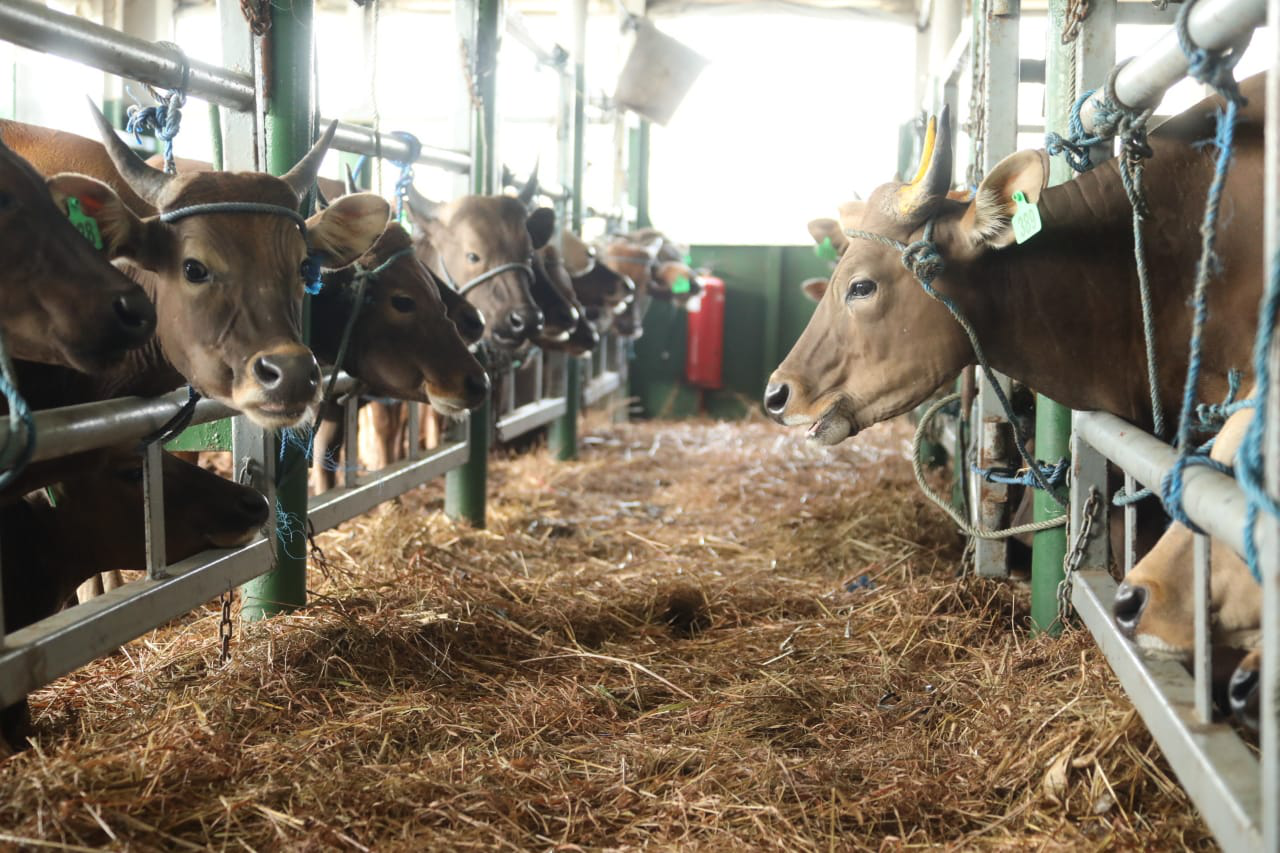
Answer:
[66,197,104,251]
[1011,191,1042,244]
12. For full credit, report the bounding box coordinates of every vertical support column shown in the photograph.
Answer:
[1260,0,1279,843]
[241,0,314,621]
[632,119,651,229]
[446,0,500,526]
[142,441,167,580]
[971,0,1019,579]
[550,0,588,462]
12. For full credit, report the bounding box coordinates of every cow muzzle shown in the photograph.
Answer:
[234,343,321,428]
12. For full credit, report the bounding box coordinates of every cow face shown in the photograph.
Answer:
[600,238,658,326]
[0,141,155,371]
[314,226,489,416]
[531,242,587,348]
[407,191,546,349]
[88,110,389,429]
[536,244,597,355]
[764,110,1046,444]
[1112,401,1261,658]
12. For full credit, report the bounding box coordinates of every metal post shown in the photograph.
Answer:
[970,0,1019,578]
[1030,394,1069,633]
[240,0,314,621]
[445,0,500,527]
[142,441,167,580]
[632,120,651,229]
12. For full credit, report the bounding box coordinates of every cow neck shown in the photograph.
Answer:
[945,167,1154,425]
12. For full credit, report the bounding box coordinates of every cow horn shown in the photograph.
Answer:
[516,160,540,207]
[403,181,443,221]
[344,163,359,196]
[87,97,173,207]
[894,105,953,223]
[281,121,339,201]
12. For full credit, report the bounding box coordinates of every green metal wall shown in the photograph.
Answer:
[629,244,831,420]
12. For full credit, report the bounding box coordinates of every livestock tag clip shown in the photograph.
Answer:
[66,197,104,251]
[1011,191,1042,245]
[814,236,839,262]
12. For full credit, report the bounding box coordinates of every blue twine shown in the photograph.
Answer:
[1044,88,1107,174]
[1237,252,1280,583]
[278,424,317,464]
[388,131,422,222]
[125,90,185,176]
[0,332,35,491]
[302,254,324,295]
[274,499,308,561]
[971,458,1069,489]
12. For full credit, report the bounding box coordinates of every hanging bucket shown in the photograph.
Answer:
[613,20,708,126]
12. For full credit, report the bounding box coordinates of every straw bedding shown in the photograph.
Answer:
[0,414,1213,850]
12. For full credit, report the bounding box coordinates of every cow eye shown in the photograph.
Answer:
[466,252,481,264]
[390,295,415,314]
[183,258,211,283]
[846,278,877,301]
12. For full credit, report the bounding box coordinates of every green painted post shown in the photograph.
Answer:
[445,0,499,526]
[241,0,315,621]
[631,119,651,229]
[549,356,580,460]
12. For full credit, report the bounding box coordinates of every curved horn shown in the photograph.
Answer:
[893,104,953,224]
[344,163,359,196]
[86,97,173,207]
[516,160,540,207]
[281,121,339,201]
[403,181,443,221]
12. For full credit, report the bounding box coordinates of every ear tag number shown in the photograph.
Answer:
[66,197,104,251]
[1011,191,1042,245]
[815,236,839,262]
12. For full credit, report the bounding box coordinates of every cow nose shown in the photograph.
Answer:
[764,382,791,418]
[455,305,486,345]
[113,291,156,337]
[236,490,270,527]
[1229,665,1261,730]
[463,371,491,409]
[507,307,544,337]
[252,350,320,399]
[1112,583,1148,637]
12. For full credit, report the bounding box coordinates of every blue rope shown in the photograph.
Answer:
[971,458,1069,489]
[843,222,1066,506]
[0,331,35,491]
[1238,253,1280,583]
[388,131,422,223]
[126,89,186,176]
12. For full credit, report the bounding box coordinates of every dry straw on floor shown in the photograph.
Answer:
[0,415,1213,850]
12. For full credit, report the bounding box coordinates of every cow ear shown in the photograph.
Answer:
[801,277,828,302]
[807,218,848,256]
[963,149,1046,248]
[527,207,556,249]
[46,172,154,262]
[305,192,389,266]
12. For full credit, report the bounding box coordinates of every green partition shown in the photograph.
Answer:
[629,244,831,421]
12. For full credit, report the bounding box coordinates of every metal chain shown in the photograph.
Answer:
[1061,0,1091,44]
[219,589,234,665]
[239,0,271,36]
[1056,486,1103,625]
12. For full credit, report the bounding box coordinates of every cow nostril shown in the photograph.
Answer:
[464,371,491,402]
[1229,665,1261,729]
[460,311,485,343]
[1112,584,1148,636]
[764,382,791,416]
[113,294,153,332]
[253,356,283,389]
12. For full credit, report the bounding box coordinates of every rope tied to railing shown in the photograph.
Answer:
[138,385,201,449]
[0,330,36,491]
[972,458,1070,489]
[125,44,191,176]
[1159,0,1251,535]
[843,221,1066,506]
[387,131,422,224]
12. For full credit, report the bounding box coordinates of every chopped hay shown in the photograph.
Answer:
[0,416,1214,850]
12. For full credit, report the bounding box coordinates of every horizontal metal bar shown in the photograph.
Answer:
[1072,569,1262,851]
[495,397,567,442]
[1115,1,1180,25]
[504,10,570,75]
[1080,0,1266,133]
[307,438,469,531]
[329,122,472,175]
[1074,411,1252,556]
[0,0,256,111]
[582,371,622,407]
[0,537,271,708]
[2,375,357,464]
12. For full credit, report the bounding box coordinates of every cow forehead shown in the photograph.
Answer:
[159,170,298,211]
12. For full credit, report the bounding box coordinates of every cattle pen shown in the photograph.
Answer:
[0,0,1278,850]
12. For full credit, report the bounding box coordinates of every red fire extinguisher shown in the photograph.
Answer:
[686,276,725,389]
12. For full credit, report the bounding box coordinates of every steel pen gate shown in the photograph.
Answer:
[920,0,1280,847]
[0,0,630,727]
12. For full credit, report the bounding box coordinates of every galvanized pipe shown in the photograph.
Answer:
[331,122,472,174]
[1078,0,1267,133]
[0,0,257,110]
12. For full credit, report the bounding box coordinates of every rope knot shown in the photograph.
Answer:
[901,239,944,283]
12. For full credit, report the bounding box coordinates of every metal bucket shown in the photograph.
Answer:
[612,20,708,126]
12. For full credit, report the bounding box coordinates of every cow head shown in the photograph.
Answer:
[764,108,1048,444]
[600,237,658,324]
[565,230,634,336]
[1112,401,1261,658]
[406,187,546,349]
[89,106,389,428]
[314,225,489,416]
[535,243,597,355]
[0,138,155,371]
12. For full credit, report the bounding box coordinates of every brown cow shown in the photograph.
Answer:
[1,447,269,750]
[0,139,155,371]
[537,243,599,356]
[765,77,1265,444]
[0,109,389,428]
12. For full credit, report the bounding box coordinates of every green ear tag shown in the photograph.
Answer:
[1011,191,1042,245]
[815,236,839,262]
[66,197,104,251]
[672,276,691,294]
